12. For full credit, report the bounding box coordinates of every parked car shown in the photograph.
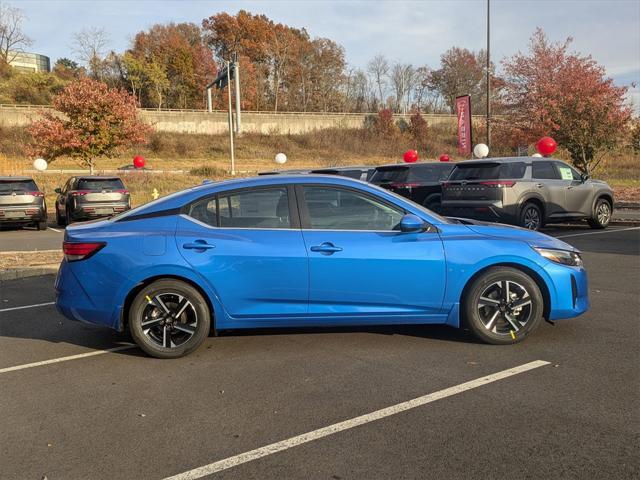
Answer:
[258,169,311,176]
[309,166,375,181]
[118,165,150,172]
[369,162,454,212]
[56,174,588,359]
[440,157,614,230]
[0,177,47,230]
[55,176,130,225]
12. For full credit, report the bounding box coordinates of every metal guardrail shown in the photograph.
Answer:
[0,104,469,118]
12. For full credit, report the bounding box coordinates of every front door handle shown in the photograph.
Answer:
[310,242,343,254]
[535,183,544,188]
[183,240,215,251]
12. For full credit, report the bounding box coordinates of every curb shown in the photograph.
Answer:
[0,264,59,282]
[610,219,640,227]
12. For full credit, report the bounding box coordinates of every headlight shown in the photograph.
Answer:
[533,247,583,267]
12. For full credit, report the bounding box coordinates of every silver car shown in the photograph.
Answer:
[0,177,47,230]
[55,176,130,225]
[441,157,614,230]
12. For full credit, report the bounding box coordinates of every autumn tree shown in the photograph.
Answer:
[367,54,389,107]
[28,77,151,173]
[72,27,110,79]
[501,28,633,173]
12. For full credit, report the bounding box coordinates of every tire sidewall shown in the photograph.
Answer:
[590,198,611,229]
[129,280,211,359]
[520,203,542,230]
[463,267,544,345]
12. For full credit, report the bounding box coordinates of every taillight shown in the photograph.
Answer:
[71,190,90,196]
[27,191,44,197]
[479,181,516,188]
[115,189,129,194]
[63,242,105,262]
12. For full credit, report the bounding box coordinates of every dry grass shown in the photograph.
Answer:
[0,250,62,269]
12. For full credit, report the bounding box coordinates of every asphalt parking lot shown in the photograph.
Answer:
[1,226,638,480]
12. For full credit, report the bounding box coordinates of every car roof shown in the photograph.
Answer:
[453,156,560,166]
[311,166,373,172]
[374,162,454,171]
[0,176,34,181]
[74,176,123,180]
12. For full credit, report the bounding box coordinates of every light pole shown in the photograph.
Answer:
[486,0,491,149]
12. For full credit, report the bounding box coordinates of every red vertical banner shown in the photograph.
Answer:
[455,95,472,156]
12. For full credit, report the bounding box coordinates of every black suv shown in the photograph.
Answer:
[0,177,47,230]
[369,162,454,212]
[440,157,614,230]
[55,176,131,225]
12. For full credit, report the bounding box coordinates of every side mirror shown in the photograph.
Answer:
[399,214,426,233]
[580,173,590,183]
[54,188,62,194]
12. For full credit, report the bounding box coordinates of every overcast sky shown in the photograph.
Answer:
[14,0,640,110]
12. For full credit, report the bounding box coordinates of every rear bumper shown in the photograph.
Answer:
[0,205,46,223]
[441,200,518,223]
[71,203,129,220]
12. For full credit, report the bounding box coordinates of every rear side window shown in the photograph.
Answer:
[0,180,38,193]
[450,162,526,181]
[555,162,582,181]
[77,178,125,191]
[370,167,409,183]
[188,187,291,229]
[532,161,559,180]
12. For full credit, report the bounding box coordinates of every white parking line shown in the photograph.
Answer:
[162,360,551,480]
[0,301,55,313]
[47,227,62,233]
[555,226,640,239]
[0,345,136,374]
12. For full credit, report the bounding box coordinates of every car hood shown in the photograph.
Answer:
[447,217,578,252]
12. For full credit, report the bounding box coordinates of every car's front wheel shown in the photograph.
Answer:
[129,279,211,358]
[588,198,611,229]
[463,267,544,345]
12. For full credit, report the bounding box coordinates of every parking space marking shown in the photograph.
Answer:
[162,360,550,480]
[0,302,55,313]
[47,227,62,233]
[555,226,640,239]
[0,345,135,374]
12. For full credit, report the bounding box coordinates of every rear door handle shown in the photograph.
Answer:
[310,242,343,254]
[183,240,215,251]
[536,183,544,188]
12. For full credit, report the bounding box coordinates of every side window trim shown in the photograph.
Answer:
[296,183,426,232]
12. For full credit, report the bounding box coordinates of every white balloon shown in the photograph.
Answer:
[33,158,48,171]
[532,153,543,158]
[473,144,489,159]
[274,152,287,165]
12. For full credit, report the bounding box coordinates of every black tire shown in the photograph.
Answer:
[128,279,211,359]
[37,220,47,231]
[587,198,612,229]
[423,194,442,213]
[65,207,74,225]
[519,202,543,230]
[462,267,544,345]
[56,206,66,226]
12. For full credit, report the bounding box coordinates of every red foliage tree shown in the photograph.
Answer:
[501,28,633,173]
[409,111,428,143]
[28,77,151,173]
[372,108,399,138]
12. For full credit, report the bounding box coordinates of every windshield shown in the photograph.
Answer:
[0,180,38,193]
[450,162,526,181]
[77,178,125,191]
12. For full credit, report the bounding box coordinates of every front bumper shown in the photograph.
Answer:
[545,262,589,320]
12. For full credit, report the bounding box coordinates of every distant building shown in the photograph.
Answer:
[8,52,51,73]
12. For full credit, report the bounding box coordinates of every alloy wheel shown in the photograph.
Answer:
[477,280,533,335]
[140,293,198,348]
[523,207,540,230]
[596,202,611,226]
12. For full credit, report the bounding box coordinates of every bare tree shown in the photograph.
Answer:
[72,26,110,79]
[0,2,32,64]
[391,62,415,113]
[367,54,389,106]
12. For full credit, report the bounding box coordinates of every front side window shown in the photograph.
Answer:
[302,186,403,231]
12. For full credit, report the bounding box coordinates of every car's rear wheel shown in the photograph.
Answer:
[463,267,543,345]
[55,206,65,226]
[65,207,74,225]
[36,220,47,231]
[129,279,211,359]
[519,202,542,230]
[588,198,611,229]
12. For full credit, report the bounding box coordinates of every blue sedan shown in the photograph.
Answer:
[55,175,589,358]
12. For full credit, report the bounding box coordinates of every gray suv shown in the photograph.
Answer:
[55,176,130,225]
[0,177,47,230]
[440,157,614,230]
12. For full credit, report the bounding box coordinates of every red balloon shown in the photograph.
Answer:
[403,149,418,163]
[536,137,557,157]
[133,155,146,168]
[439,154,450,162]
